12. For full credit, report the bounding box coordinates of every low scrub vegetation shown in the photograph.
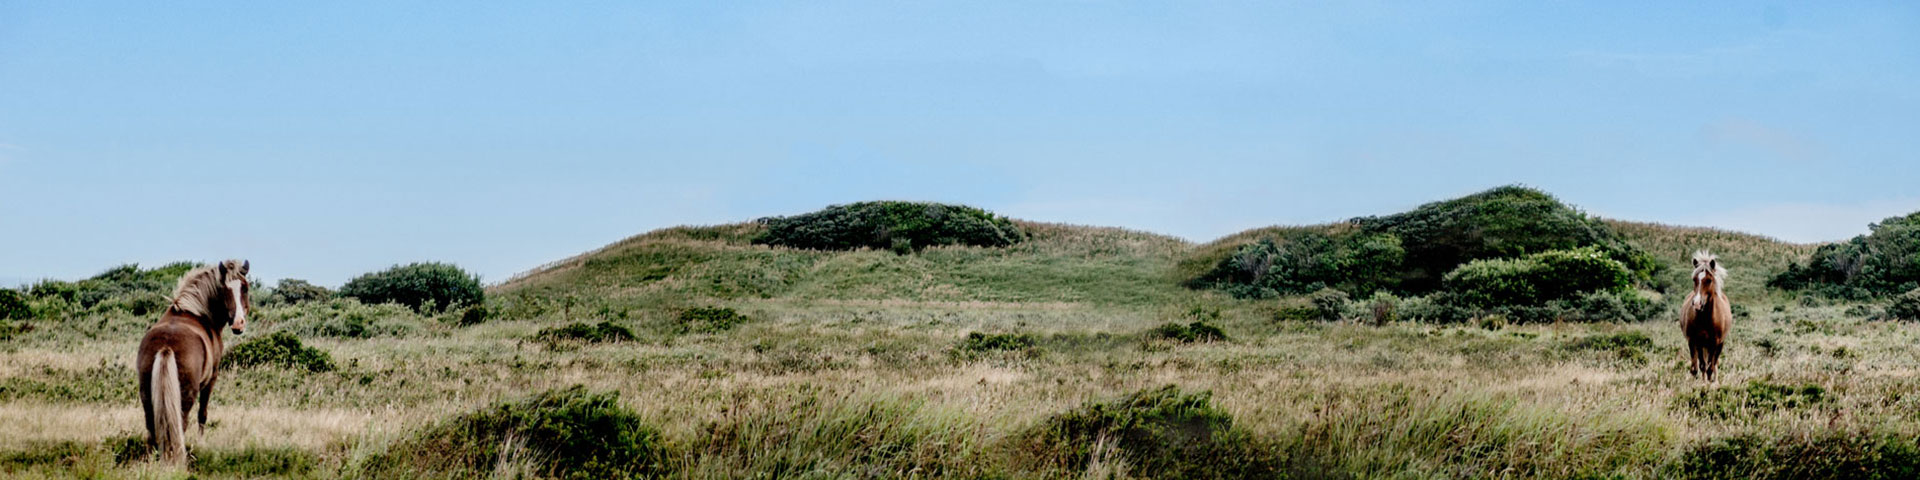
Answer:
[1188,186,1659,301]
[1673,431,1920,479]
[224,332,336,372]
[536,321,636,344]
[1770,210,1920,299]
[338,262,483,312]
[1150,320,1228,343]
[1676,380,1829,420]
[676,306,747,334]
[19,262,197,319]
[264,278,332,306]
[955,332,1036,355]
[260,298,427,338]
[362,385,665,479]
[1019,385,1276,479]
[754,201,1025,252]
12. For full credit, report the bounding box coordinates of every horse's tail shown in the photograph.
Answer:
[150,348,187,464]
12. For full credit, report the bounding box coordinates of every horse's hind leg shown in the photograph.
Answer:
[197,384,211,435]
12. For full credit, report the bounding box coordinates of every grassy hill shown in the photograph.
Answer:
[4,194,1916,479]
[493,220,1201,311]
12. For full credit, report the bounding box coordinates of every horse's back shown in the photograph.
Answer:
[137,316,211,380]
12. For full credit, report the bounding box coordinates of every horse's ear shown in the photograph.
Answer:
[1709,259,1718,271]
[240,260,250,276]
[217,261,228,280]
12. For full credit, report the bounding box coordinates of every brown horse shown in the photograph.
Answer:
[1681,251,1731,382]
[137,259,250,464]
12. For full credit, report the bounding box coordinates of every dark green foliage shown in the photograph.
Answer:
[957,332,1036,354]
[1189,186,1657,301]
[1673,431,1920,480]
[0,289,29,320]
[266,278,332,305]
[676,306,747,334]
[1442,247,1634,308]
[1188,231,1404,298]
[458,304,489,326]
[1677,380,1827,420]
[1022,385,1276,479]
[21,262,199,317]
[1886,289,1920,321]
[191,446,316,476]
[1566,331,1653,351]
[1151,321,1228,343]
[225,332,335,372]
[367,385,665,479]
[1771,211,1920,298]
[1354,186,1658,291]
[0,441,92,471]
[537,321,636,344]
[103,433,146,464]
[753,201,1025,252]
[339,262,483,313]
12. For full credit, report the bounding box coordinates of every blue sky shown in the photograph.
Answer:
[2,2,1917,287]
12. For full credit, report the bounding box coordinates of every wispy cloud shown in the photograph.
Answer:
[1698,117,1824,162]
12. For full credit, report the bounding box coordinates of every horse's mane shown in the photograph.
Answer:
[169,265,222,318]
[1692,250,1728,296]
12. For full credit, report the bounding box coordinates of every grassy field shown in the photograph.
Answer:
[4,217,1918,479]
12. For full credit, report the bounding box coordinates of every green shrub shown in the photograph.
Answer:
[676,306,747,334]
[753,201,1025,252]
[1309,288,1350,321]
[266,279,332,305]
[0,289,30,320]
[1672,431,1920,480]
[1443,247,1633,308]
[1770,211,1920,298]
[265,299,424,338]
[537,321,635,344]
[1150,321,1228,343]
[366,385,665,479]
[1021,385,1276,479]
[458,304,489,326]
[1676,380,1827,420]
[339,262,483,313]
[1188,231,1404,298]
[17,262,200,317]
[224,332,335,372]
[958,332,1035,352]
[1354,185,1658,291]
[1887,288,1920,321]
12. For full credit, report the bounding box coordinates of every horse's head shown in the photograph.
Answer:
[216,259,251,335]
[1690,250,1724,301]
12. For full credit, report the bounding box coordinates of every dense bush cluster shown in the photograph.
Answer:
[1770,211,1920,299]
[0,289,29,320]
[265,279,332,306]
[1021,385,1275,479]
[956,332,1037,354]
[339,262,483,313]
[1191,187,1658,301]
[224,332,335,372]
[1888,289,1920,321]
[1441,246,1633,308]
[365,386,665,479]
[1676,380,1828,421]
[1187,230,1404,298]
[753,201,1025,252]
[1673,431,1920,479]
[21,262,199,318]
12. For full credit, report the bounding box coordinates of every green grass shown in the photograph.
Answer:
[5,200,1918,478]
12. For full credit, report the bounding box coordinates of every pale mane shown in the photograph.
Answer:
[1691,250,1728,295]
[169,265,221,318]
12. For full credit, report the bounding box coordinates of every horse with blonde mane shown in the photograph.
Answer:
[136,259,250,464]
[1681,251,1731,382]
